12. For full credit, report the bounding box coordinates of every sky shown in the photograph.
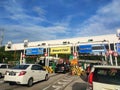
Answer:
[0,0,120,45]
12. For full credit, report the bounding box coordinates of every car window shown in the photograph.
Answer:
[12,65,29,70]
[0,65,7,68]
[57,64,64,67]
[93,68,120,85]
[31,65,43,70]
[8,65,12,68]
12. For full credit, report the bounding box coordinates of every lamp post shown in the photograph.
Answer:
[45,44,50,66]
[44,52,47,66]
[114,42,118,66]
[74,43,78,59]
[47,44,50,66]
[72,43,75,59]
[7,41,12,49]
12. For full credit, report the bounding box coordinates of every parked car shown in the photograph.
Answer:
[55,63,70,73]
[4,64,49,87]
[0,63,11,78]
[86,65,120,90]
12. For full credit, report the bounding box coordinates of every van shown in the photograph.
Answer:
[86,65,120,90]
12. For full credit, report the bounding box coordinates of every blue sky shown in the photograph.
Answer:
[0,0,120,45]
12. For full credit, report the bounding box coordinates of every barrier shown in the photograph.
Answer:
[44,66,54,73]
[71,66,85,76]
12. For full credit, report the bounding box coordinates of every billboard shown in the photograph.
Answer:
[26,48,44,55]
[79,45,92,53]
[50,46,71,54]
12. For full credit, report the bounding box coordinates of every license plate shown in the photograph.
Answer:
[9,71,16,76]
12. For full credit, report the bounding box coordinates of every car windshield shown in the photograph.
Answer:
[12,65,29,70]
[93,68,120,85]
[57,64,63,67]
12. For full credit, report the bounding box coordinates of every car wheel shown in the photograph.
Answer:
[45,74,49,81]
[55,70,57,73]
[63,70,66,74]
[27,78,33,87]
[0,73,2,78]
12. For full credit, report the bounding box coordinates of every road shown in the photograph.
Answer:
[0,73,87,90]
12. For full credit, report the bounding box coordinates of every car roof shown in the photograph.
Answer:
[94,65,120,69]
[0,63,9,65]
[19,64,41,66]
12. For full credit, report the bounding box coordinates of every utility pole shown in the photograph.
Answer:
[0,28,4,47]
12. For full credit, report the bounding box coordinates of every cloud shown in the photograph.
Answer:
[2,0,46,25]
[1,0,120,45]
[75,0,120,37]
[1,0,70,44]
[2,24,68,43]
[33,6,46,16]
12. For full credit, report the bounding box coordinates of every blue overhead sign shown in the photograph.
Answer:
[79,45,92,53]
[26,48,44,55]
[116,43,120,53]
[79,44,106,53]
[92,44,106,52]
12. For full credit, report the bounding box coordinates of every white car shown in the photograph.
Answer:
[0,63,11,78]
[86,65,120,90]
[4,64,49,87]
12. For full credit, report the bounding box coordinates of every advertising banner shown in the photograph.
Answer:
[50,46,71,54]
[26,48,44,55]
[79,45,92,53]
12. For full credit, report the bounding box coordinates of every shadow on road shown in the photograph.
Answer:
[72,74,88,90]
[80,73,88,82]
[72,82,87,90]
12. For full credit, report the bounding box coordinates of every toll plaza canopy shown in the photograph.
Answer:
[5,34,118,53]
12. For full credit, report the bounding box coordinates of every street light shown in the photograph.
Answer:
[7,41,12,49]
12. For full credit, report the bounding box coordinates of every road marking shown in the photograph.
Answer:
[61,79,72,82]
[0,80,4,83]
[42,75,75,90]
[58,81,68,85]
[52,85,61,90]
[42,84,51,90]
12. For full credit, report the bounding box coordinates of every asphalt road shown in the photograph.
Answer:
[0,73,87,90]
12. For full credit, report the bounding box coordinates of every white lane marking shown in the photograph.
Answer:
[42,84,51,90]
[52,85,61,90]
[58,81,68,85]
[0,80,4,83]
[43,75,74,90]
[61,79,72,82]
